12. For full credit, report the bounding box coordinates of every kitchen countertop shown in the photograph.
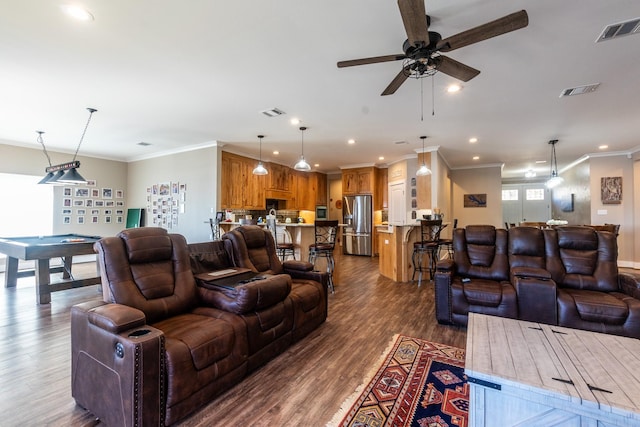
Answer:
[219,221,314,227]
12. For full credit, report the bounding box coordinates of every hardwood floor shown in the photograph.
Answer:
[0,252,466,426]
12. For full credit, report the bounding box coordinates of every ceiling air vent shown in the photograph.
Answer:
[137,141,152,146]
[260,107,285,117]
[596,18,640,42]
[559,83,600,98]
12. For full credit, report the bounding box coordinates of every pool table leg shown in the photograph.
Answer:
[35,259,51,304]
[62,256,73,279]
[4,257,18,288]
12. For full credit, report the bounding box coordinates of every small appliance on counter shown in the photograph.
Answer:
[315,205,328,220]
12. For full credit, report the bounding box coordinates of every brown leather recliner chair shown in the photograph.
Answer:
[545,226,640,338]
[222,225,329,341]
[435,225,517,325]
[71,228,250,426]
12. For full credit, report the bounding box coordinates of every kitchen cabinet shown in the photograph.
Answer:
[315,172,327,205]
[289,172,326,210]
[375,168,387,210]
[220,152,265,209]
[342,167,375,195]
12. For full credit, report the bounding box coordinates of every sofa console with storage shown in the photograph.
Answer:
[71,226,327,426]
[435,225,640,338]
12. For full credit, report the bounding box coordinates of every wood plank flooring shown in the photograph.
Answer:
[0,251,466,426]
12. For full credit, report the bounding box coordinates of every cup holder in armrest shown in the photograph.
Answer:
[128,329,151,337]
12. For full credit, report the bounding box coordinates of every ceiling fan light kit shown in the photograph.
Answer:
[337,0,528,96]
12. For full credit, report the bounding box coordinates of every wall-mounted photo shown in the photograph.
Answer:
[464,194,487,208]
[74,188,89,198]
[601,177,622,204]
[102,188,113,199]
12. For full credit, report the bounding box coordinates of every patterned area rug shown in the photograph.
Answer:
[328,335,468,427]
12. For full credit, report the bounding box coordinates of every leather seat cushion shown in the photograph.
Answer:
[459,278,504,307]
[558,289,629,325]
[153,312,237,371]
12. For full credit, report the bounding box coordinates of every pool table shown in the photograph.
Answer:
[0,234,102,304]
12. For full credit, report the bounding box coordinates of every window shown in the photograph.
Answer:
[502,189,518,201]
[0,173,53,238]
[526,188,545,201]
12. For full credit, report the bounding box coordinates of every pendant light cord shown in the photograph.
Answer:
[420,78,424,121]
[432,74,435,116]
[36,131,52,166]
[72,108,97,162]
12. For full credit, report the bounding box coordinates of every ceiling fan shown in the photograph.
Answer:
[337,0,528,95]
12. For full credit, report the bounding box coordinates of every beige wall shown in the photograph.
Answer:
[127,146,220,243]
[589,154,634,266]
[0,143,127,237]
[451,166,502,228]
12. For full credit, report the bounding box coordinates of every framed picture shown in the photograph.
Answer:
[464,194,487,208]
[102,188,113,199]
[104,209,112,215]
[172,182,179,194]
[116,201,125,207]
[601,177,622,204]
[63,216,71,224]
[116,216,123,224]
[116,209,124,215]
[63,198,72,207]
[105,216,112,224]
[159,182,171,196]
[91,216,99,224]
[74,188,89,197]
[91,209,100,215]
[94,200,104,207]
[85,199,93,207]
[91,188,100,198]
[77,216,85,224]
[63,187,72,196]
[116,190,124,198]
[85,179,97,187]
[62,208,72,215]
[105,200,115,207]
[76,209,86,215]
[73,199,85,207]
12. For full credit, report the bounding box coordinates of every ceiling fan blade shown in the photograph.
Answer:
[398,0,429,46]
[337,54,406,68]
[433,56,480,82]
[437,10,528,52]
[381,67,410,96]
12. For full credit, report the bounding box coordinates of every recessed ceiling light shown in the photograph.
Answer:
[290,118,300,125]
[61,4,94,21]
[469,137,478,143]
[535,160,547,164]
[348,139,355,144]
[447,84,462,93]
[472,156,479,160]
[378,156,384,160]
[599,144,609,150]
[314,163,320,167]
[272,151,279,155]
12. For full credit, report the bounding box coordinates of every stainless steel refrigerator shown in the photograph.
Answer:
[343,195,372,256]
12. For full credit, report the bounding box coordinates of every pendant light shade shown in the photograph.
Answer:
[545,139,564,189]
[294,126,311,172]
[58,167,88,184]
[416,135,432,176]
[252,135,268,175]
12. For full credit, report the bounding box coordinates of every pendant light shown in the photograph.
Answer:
[416,135,432,176]
[252,135,268,175]
[545,139,564,189]
[294,126,311,172]
[39,107,97,185]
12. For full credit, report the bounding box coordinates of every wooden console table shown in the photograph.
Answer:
[465,313,640,426]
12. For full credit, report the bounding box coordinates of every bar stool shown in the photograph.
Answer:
[266,220,296,261]
[308,220,338,293]
[438,218,457,260]
[411,219,443,286]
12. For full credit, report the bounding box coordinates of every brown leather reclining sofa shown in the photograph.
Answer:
[71,226,328,426]
[435,225,640,338]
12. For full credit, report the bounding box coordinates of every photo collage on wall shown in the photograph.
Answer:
[146,182,186,229]
[62,180,125,225]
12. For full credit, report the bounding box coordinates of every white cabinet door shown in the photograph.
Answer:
[389,181,406,225]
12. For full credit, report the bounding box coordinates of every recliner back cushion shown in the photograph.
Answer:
[121,231,176,299]
[223,226,284,274]
[544,227,619,292]
[509,227,545,269]
[453,225,509,281]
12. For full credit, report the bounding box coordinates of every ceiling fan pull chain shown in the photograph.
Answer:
[420,78,424,121]
[432,74,435,116]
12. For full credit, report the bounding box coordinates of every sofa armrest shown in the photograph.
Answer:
[436,258,455,272]
[434,269,454,324]
[283,260,314,272]
[284,266,328,288]
[197,274,292,314]
[513,276,557,324]
[619,272,640,300]
[71,302,165,426]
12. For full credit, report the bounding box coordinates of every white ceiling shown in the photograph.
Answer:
[1,0,639,178]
